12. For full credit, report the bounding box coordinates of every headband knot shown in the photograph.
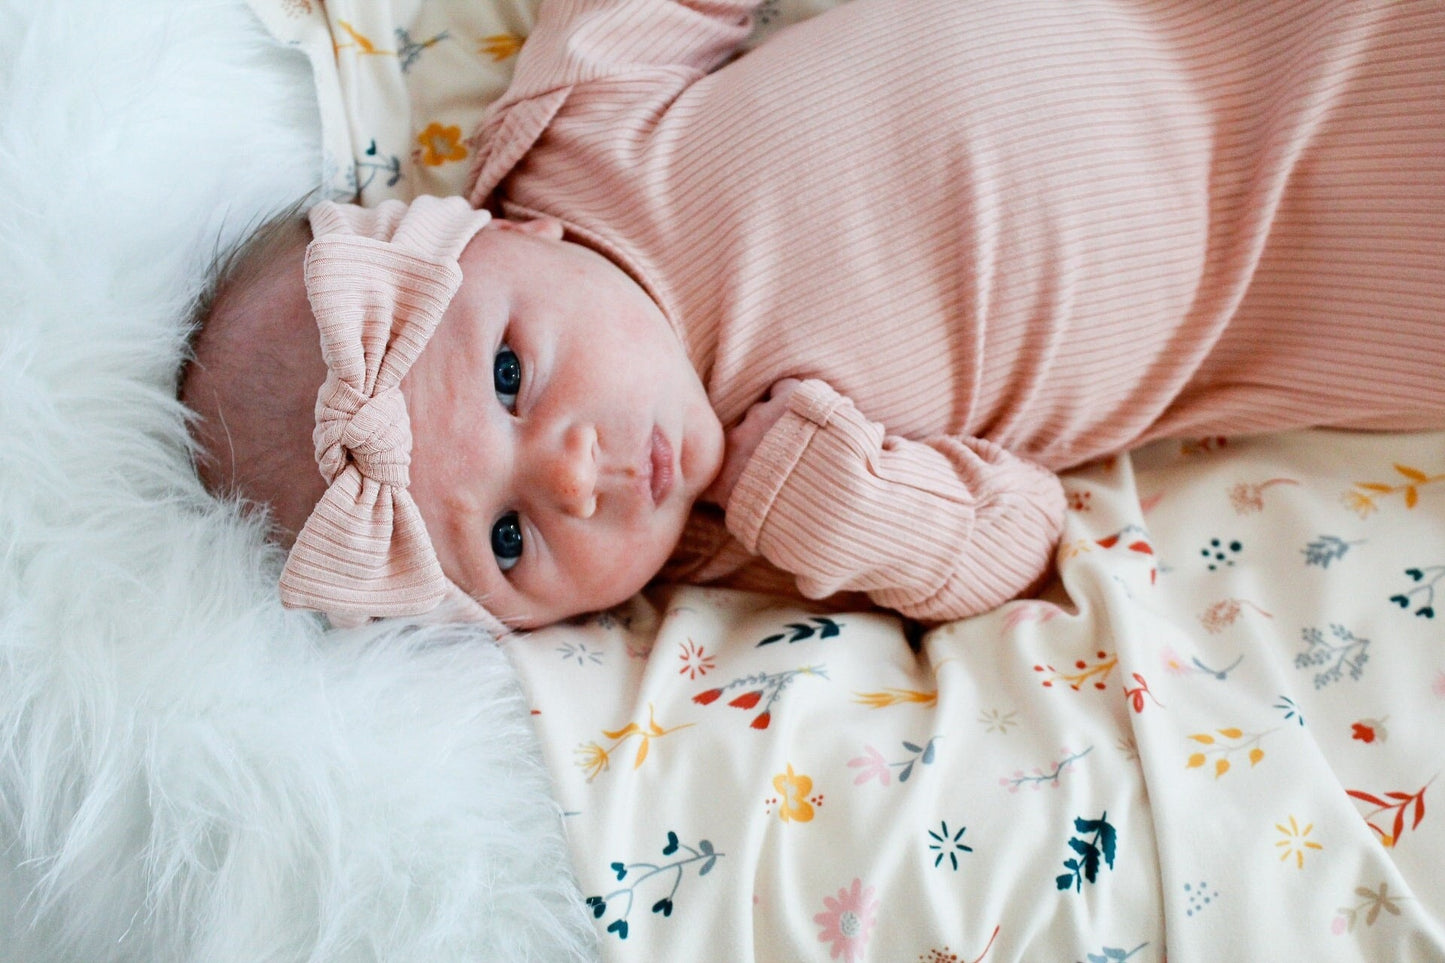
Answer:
[277,196,500,629]
[315,378,412,488]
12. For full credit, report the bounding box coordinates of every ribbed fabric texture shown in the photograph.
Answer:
[467,0,1444,620]
[280,196,506,631]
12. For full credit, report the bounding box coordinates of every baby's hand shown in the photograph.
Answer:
[702,378,803,508]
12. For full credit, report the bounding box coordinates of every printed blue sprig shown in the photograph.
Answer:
[354,140,402,189]
[1079,944,1149,963]
[896,737,940,782]
[1301,535,1363,569]
[1004,746,1092,791]
[585,831,723,939]
[395,27,449,71]
[757,616,842,646]
[1295,624,1370,688]
[1389,565,1444,618]
[1057,812,1118,892]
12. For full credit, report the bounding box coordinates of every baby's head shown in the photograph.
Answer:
[183,196,723,630]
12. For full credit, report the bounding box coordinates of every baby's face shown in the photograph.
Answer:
[402,219,724,629]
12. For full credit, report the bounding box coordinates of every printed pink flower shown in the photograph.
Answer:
[1161,647,1191,676]
[814,878,878,962]
[1002,600,1062,630]
[846,745,890,786]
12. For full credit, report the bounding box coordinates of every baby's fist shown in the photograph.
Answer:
[702,378,803,508]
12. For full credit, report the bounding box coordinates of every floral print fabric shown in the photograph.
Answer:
[244,0,843,203]
[508,429,1445,961]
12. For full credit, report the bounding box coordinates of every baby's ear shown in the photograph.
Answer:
[491,216,564,240]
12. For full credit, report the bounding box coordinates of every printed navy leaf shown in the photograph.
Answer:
[1098,821,1118,868]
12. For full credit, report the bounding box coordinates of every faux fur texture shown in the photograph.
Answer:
[0,1,595,959]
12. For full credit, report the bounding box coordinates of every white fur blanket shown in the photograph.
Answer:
[0,1,593,959]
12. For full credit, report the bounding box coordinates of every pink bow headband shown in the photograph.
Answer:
[278,195,506,633]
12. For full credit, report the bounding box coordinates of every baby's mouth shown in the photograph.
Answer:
[649,428,674,506]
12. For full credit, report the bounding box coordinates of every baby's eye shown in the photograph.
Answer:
[494,345,522,411]
[491,511,524,572]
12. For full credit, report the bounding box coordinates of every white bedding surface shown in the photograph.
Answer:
[507,429,1445,961]
[0,1,593,959]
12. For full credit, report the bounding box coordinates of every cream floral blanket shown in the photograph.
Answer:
[508,430,1445,961]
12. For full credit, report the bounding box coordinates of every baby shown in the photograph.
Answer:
[182,0,1445,631]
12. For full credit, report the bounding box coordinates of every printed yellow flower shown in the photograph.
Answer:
[852,688,937,709]
[479,33,525,61]
[1185,726,1271,779]
[1345,464,1445,517]
[415,122,468,166]
[1342,489,1380,518]
[773,763,815,823]
[577,705,692,782]
[1275,815,1323,869]
[575,741,610,781]
[335,20,391,56]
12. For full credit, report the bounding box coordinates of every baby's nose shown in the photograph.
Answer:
[541,423,598,519]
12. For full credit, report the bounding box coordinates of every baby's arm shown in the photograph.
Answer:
[516,0,764,86]
[470,0,768,205]
[716,380,1066,622]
